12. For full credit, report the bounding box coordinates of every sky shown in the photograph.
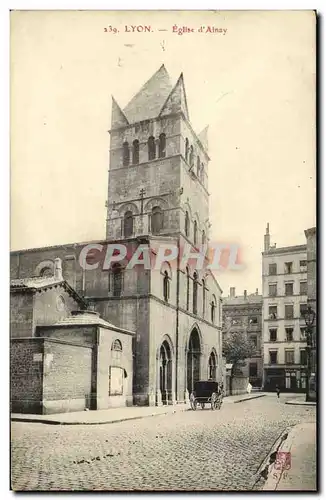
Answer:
[10,10,316,296]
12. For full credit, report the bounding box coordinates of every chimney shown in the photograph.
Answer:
[264,222,271,252]
[230,287,236,298]
[256,288,259,295]
[54,258,63,280]
[244,290,247,299]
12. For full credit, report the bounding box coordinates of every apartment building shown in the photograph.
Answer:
[222,287,263,387]
[262,224,308,392]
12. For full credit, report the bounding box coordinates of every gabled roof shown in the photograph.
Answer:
[10,276,87,308]
[123,64,173,124]
[11,276,64,290]
[38,310,135,336]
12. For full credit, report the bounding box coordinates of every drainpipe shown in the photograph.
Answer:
[175,237,180,402]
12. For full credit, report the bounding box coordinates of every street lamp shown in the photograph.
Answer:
[304,306,316,402]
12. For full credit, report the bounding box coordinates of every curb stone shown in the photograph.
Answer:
[254,426,293,489]
[11,393,265,426]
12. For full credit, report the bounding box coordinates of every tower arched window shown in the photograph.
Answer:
[194,220,198,246]
[193,272,198,315]
[189,146,194,167]
[151,206,163,234]
[123,211,133,238]
[148,136,156,161]
[202,230,206,246]
[211,295,217,324]
[112,264,123,297]
[186,266,190,311]
[197,156,200,177]
[132,139,139,165]
[202,279,206,317]
[185,138,189,162]
[163,271,170,302]
[123,141,130,166]
[185,211,190,237]
[159,133,166,158]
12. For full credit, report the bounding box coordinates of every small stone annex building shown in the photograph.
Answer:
[10,259,134,414]
[10,65,224,411]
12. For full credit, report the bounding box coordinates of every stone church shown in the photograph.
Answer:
[10,64,224,411]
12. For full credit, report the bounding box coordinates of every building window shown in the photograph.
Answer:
[269,306,278,320]
[202,230,206,246]
[193,272,198,315]
[269,284,277,297]
[285,328,294,342]
[158,133,166,158]
[300,327,306,340]
[269,351,278,364]
[300,281,307,295]
[300,350,307,365]
[111,339,122,362]
[197,156,200,176]
[189,145,194,167]
[269,329,277,342]
[211,295,216,324]
[185,211,190,237]
[40,267,53,277]
[285,304,294,319]
[249,317,258,324]
[249,363,258,377]
[112,264,123,297]
[185,138,189,162]
[132,139,139,164]
[123,211,133,238]
[163,271,170,302]
[123,141,130,166]
[285,350,295,364]
[269,263,277,275]
[186,267,190,311]
[285,262,293,274]
[300,260,307,272]
[151,206,163,234]
[285,283,294,296]
[300,304,307,318]
[148,136,156,160]
[200,163,204,182]
[250,336,257,348]
[202,279,206,317]
[194,220,198,245]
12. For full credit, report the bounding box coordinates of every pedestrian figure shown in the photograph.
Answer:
[276,385,281,398]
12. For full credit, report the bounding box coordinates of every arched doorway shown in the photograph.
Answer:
[159,340,172,405]
[208,350,217,380]
[187,328,201,393]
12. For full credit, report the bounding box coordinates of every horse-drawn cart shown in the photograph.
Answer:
[189,380,223,410]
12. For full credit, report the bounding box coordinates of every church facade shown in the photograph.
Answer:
[10,65,224,408]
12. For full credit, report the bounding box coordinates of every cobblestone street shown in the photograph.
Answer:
[11,394,316,491]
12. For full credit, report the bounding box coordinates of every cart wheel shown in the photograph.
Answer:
[190,393,197,411]
[211,392,218,410]
[201,403,205,410]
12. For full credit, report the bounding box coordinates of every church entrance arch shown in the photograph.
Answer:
[186,327,202,393]
[158,340,173,405]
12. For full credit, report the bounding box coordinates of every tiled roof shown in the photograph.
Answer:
[223,294,263,306]
[10,276,64,290]
[49,311,135,335]
[123,64,173,123]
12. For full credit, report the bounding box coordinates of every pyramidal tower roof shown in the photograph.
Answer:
[123,64,173,124]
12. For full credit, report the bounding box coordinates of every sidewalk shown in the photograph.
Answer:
[11,392,266,426]
[263,422,317,491]
[285,394,317,406]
